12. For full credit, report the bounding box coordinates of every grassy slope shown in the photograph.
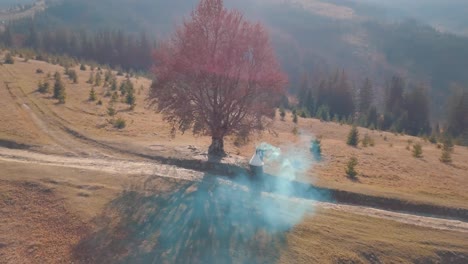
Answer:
[1,56,467,210]
[1,161,468,263]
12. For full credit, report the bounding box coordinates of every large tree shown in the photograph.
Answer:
[149,0,286,155]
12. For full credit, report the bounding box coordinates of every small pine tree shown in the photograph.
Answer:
[95,72,102,86]
[110,78,117,91]
[361,134,374,147]
[346,157,358,179]
[53,74,65,99]
[316,105,330,121]
[347,126,359,147]
[412,143,423,158]
[4,53,14,64]
[111,91,119,103]
[310,139,322,161]
[292,112,298,124]
[105,70,112,83]
[292,126,299,135]
[87,72,94,84]
[89,87,97,101]
[126,90,136,109]
[442,137,454,153]
[107,104,116,116]
[440,148,452,164]
[38,81,50,94]
[279,108,286,121]
[68,69,78,83]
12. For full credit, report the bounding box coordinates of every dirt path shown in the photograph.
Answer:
[1,147,468,234]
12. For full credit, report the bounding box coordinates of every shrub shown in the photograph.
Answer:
[113,117,126,129]
[36,68,44,74]
[111,92,119,103]
[347,126,359,147]
[80,64,86,71]
[97,100,103,106]
[292,113,298,124]
[4,53,14,64]
[345,157,358,179]
[412,143,423,158]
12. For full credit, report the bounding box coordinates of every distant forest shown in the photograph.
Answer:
[0,0,466,144]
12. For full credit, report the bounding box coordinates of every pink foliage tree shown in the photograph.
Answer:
[149,0,287,156]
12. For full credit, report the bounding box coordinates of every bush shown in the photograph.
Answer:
[4,53,14,64]
[292,113,298,124]
[347,126,359,147]
[97,100,103,106]
[412,143,423,158]
[113,117,126,129]
[36,68,44,74]
[345,157,358,179]
[80,64,86,71]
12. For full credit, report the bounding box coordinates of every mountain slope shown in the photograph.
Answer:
[8,0,468,117]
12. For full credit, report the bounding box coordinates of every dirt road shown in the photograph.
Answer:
[1,146,468,234]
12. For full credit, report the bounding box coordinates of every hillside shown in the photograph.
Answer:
[6,0,468,120]
[1,54,468,263]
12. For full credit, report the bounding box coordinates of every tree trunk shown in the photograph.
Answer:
[208,136,225,156]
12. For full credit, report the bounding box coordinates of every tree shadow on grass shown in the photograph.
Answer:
[73,175,293,264]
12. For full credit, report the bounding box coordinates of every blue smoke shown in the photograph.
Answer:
[76,135,327,263]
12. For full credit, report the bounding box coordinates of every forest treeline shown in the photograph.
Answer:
[293,71,467,144]
[0,23,154,71]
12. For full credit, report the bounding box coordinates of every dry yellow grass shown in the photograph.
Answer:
[1,161,467,263]
[1,55,467,211]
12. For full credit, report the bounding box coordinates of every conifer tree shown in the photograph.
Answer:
[87,72,94,84]
[347,125,359,146]
[89,87,97,101]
